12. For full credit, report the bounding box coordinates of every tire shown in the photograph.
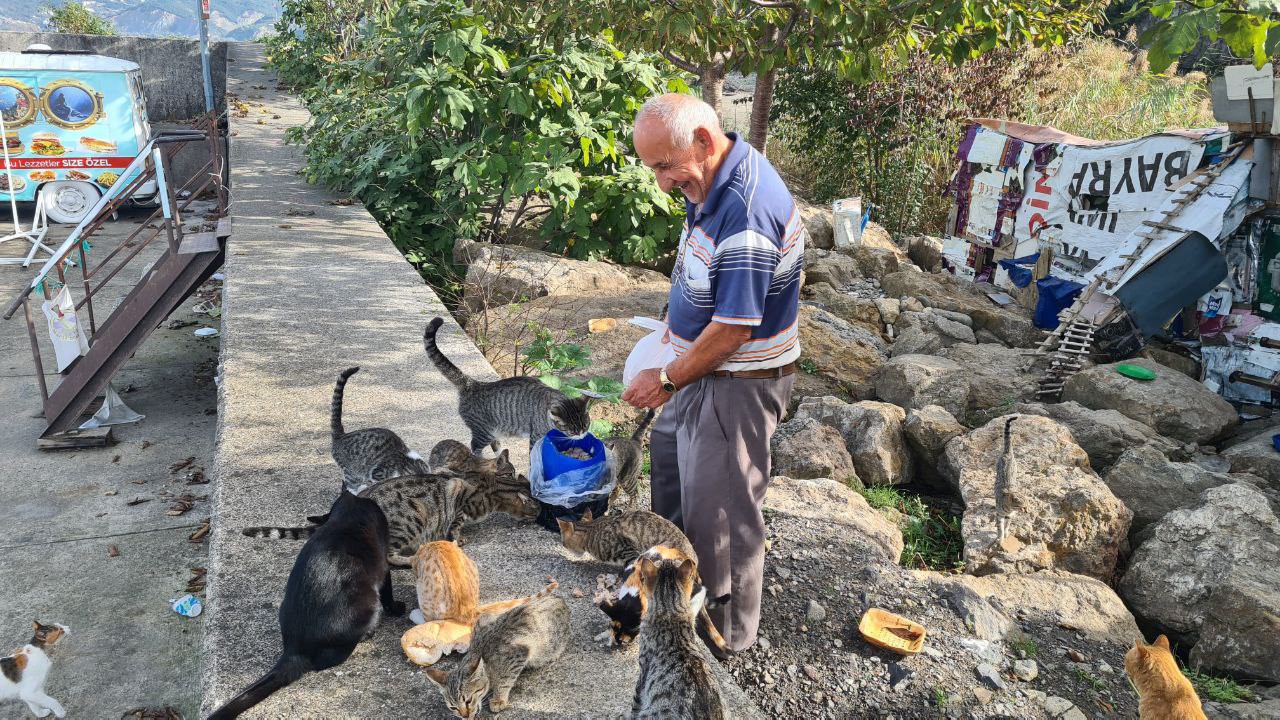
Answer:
[40,180,101,224]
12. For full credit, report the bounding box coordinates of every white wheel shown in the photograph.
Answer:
[40,181,101,224]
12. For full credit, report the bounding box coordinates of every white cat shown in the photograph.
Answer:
[1,621,69,719]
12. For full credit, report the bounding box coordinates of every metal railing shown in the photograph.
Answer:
[2,112,228,412]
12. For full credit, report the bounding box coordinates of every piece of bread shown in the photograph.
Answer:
[400,619,472,666]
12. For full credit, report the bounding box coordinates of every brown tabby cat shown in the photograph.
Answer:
[429,439,520,482]
[596,544,732,659]
[401,541,558,666]
[631,557,726,720]
[556,509,695,566]
[426,594,570,717]
[1125,635,1208,720]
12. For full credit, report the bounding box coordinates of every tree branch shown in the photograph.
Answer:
[662,51,702,74]
[746,0,797,7]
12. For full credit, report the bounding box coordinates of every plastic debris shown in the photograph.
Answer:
[170,594,203,617]
[211,272,226,281]
[79,382,144,430]
[193,327,219,337]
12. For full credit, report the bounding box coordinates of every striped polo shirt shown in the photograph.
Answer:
[667,132,805,371]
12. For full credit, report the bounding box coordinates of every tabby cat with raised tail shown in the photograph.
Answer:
[1125,635,1208,720]
[631,557,726,720]
[603,409,655,506]
[424,317,592,452]
[557,509,695,566]
[209,492,404,719]
[1,620,69,718]
[995,416,1017,543]
[330,366,431,494]
[427,594,571,717]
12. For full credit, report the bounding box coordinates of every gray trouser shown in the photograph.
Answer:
[650,373,794,651]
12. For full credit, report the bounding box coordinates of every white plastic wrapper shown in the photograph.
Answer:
[41,285,89,372]
[622,316,677,387]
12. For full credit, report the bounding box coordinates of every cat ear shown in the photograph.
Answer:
[467,655,484,677]
[497,448,510,464]
[637,556,658,588]
[32,619,40,630]
[581,509,594,522]
[556,518,573,536]
[425,666,450,686]
[676,558,697,585]
[1154,634,1170,650]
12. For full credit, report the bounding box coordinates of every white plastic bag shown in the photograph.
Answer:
[79,382,144,430]
[623,316,677,387]
[41,286,89,372]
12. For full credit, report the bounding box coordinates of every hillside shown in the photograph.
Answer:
[0,0,278,40]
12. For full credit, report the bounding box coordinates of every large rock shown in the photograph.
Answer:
[916,570,1141,641]
[942,415,1132,580]
[881,269,951,305]
[797,305,887,392]
[803,248,861,289]
[904,405,966,483]
[938,344,1051,422]
[1120,483,1280,682]
[764,476,904,563]
[1062,359,1239,445]
[794,397,913,486]
[875,354,970,418]
[1224,428,1280,494]
[889,310,974,358]
[852,245,900,280]
[796,199,834,250]
[770,417,859,485]
[460,242,668,317]
[902,235,944,273]
[1013,401,1177,474]
[803,283,884,329]
[889,324,945,358]
[1204,699,1280,720]
[1104,445,1241,533]
[968,306,1041,348]
[858,221,909,264]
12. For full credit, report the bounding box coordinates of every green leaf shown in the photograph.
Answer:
[580,135,592,165]
[588,418,614,436]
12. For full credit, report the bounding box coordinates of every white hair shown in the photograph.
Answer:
[635,94,722,150]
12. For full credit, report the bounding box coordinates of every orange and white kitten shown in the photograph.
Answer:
[401,541,556,666]
[1125,634,1208,720]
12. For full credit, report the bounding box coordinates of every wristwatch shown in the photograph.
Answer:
[659,367,676,394]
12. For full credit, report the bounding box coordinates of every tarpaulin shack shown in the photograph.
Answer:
[944,119,1233,285]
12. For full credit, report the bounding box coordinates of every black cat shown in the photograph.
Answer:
[209,491,404,719]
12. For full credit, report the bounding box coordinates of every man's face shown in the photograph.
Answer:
[634,119,715,204]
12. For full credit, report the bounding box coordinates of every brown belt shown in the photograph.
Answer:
[709,362,796,379]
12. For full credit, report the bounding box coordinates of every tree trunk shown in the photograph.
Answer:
[748,67,777,154]
[699,61,726,117]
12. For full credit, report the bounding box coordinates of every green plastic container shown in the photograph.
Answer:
[1116,364,1156,381]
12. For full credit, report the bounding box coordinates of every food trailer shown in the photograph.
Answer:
[0,46,155,223]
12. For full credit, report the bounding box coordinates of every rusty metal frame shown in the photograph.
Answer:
[2,113,228,421]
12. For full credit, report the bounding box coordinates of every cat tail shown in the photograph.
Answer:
[1002,416,1016,451]
[240,525,318,540]
[696,605,734,660]
[207,654,311,720]
[331,366,361,444]
[475,580,559,617]
[423,317,471,389]
[631,409,657,441]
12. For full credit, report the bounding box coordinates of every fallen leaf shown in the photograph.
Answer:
[186,470,208,485]
[131,479,146,485]
[112,454,121,463]
[169,457,195,473]
[571,587,585,598]
[104,490,118,496]
[328,198,355,206]
[126,497,151,506]
[277,224,293,229]
[189,522,210,543]
[140,440,153,450]
[107,545,119,557]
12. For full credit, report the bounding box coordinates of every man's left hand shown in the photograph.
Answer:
[622,368,672,409]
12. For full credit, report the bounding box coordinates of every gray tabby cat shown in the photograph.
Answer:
[427,594,571,717]
[429,438,517,479]
[603,409,655,507]
[424,317,592,452]
[995,416,1017,543]
[557,509,695,566]
[631,557,726,720]
[242,467,537,562]
[330,366,430,494]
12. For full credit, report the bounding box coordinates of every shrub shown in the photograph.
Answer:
[268,0,686,289]
[44,1,116,35]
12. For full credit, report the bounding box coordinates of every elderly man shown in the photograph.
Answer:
[622,93,805,653]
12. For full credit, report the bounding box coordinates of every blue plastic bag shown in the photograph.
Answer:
[529,430,612,508]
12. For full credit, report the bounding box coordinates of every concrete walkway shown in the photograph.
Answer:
[203,43,759,719]
[0,207,218,720]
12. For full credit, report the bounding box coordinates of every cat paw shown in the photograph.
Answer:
[387,601,407,617]
[409,608,426,625]
[488,697,510,713]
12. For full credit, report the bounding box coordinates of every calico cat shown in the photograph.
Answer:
[2,620,69,719]
[243,472,538,563]
[1125,635,1208,720]
[401,541,558,666]
[603,409,655,507]
[994,416,1017,543]
[424,317,592,452]
[209,491,404,719]
[631,557,726,720]
[426,594,571,717]
[557,509,695,566]
[330,366,431,494]
[596,545,732,659]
